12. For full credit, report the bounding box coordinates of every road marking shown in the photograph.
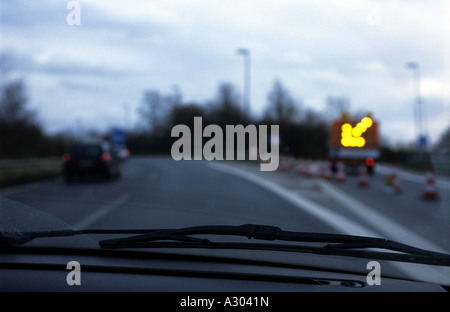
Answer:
[208,162,450,285]
[73,192,131,229]
[318,180,449,253]
[317,179,450,285]
[208,162,379,236]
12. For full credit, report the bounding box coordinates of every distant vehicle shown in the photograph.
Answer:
[62,140,121,182]
[110,128,129,162]
[114,146,130,162]
[329,112,380,175]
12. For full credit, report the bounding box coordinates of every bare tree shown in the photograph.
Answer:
[0,80,37,127]
[325,96,351,119]
[264,80,300,124]
[207,82,248,126]
[138,89,164,134]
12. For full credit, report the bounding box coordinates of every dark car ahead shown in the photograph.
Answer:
[62,140,121,183]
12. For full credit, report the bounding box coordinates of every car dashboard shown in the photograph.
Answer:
[1,247,447,293]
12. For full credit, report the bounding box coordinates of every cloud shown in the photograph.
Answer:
[1,0,449,145]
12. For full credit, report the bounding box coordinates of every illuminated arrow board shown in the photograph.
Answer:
[341,117,373,147]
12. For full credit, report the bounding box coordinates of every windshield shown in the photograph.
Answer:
[1,0,449,288]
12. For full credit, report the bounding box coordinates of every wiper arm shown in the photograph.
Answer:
[0,229,157,247]
[98,224,450,266]
[2,224,450,266]
[99,224,384,247]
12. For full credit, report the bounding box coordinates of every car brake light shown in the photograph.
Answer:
[62,153,71,162]
[102,152,111,162]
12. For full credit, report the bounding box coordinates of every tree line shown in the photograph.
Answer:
[2,76,448,161]
[129,80,329,159]
[0,80,67,159]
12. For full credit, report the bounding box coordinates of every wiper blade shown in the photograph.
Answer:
[2,224,450,266]
[98,224,450,266]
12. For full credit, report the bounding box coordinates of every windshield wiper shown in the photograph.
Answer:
[2,224,450,266]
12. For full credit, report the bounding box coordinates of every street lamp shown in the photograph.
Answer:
[237,48,251,114]
[406,62,426,152]
[123,103,129,131]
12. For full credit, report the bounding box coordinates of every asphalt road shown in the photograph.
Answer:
[1,156,334,232]
[2,155,448,250]
[2,155,449,284]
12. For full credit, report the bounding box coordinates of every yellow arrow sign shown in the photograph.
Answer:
[341,117,373,147]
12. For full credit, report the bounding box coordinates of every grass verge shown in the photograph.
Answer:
[0,158,62,188]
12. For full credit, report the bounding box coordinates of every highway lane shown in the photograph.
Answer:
[215,160,449,251]
[220,160,450,284]
[2,156,447,252]
[2,155,449,284]
[1,156,334,233]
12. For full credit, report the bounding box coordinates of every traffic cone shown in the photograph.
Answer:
[335,161,346,183]
[384,163,400,194]
[422,166,439,200]
[357,165,369,187]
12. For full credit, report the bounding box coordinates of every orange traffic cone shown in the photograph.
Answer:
[357,165,369,187]
[335,161,346,183]
[384,163,401,194]
[422,166,439,200]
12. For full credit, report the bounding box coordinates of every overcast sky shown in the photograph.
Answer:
[1,0,449,147]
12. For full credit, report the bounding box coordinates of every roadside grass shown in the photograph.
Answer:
[0,158,62,188]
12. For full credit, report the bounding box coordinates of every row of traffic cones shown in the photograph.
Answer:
[383,163,439,200]
[278,157,439,200]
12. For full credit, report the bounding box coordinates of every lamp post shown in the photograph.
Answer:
[123,103,129,131]
[237,48,251,114]
[406,62,425,154]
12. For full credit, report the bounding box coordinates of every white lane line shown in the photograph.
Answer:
[318,180,449,253]
[73,192,132,229]
[208,162,381,236]
[207,162,450,285]
[318,179,450,286]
